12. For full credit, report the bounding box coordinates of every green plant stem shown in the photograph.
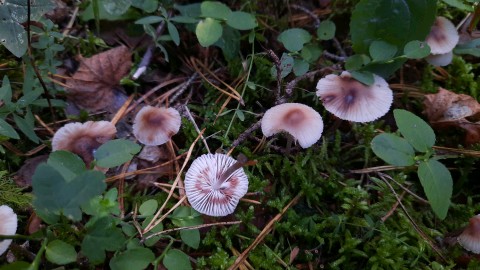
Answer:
[152,237,175,268]
[28,239,47,270]
[0,234,43,241]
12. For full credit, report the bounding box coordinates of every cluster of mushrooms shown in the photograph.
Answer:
[0,16,478,257]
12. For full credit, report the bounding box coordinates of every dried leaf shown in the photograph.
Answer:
[66,46,131,112]
[289,246,300,263]
[14,154,49,187]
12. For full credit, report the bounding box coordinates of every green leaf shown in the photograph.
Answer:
[139,199,158,216]
[270,53,294,79]
[301,44,322,63]
[46,240,77,265]
[13,113,40,143]
[94,139,141,168]
[170,206,202,227]
[453,38,480,56]
[103,0,132,16]
[442,0,474,11]
[48,151,86,182]
[131,0,158,13]
[0,75,12,104]
[317,20,336,40]
[350,0,436,54]
[293,59,309,76]
[394,109,435,152]
[163,249,192,270]
[196,18,223,47]
[0,118,19,139]
[0,261,30,270]
[81,216,126,264]
[82,188,120,217]
[226,11,257,30]
[277,28,312,52]
[180,229,200,249]
[417,159,453,219]
[200,1,232,19]
[371,133,415,166]
[345,54,370,71]
[215,26,240,60]
[404,40,431,59]
[110,247,155,270]
[135,16,164,24]
[350,70,374,85]
[167,21,180,46]
[170,16,199,24]
[369,41,397,62]
[236,109,245,121]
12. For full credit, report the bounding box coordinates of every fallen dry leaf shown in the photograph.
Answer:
[66,46,131,112]
[423,87,480,145]
[13,154,49,187]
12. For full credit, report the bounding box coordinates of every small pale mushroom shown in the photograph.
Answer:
[132,106,181,146]
[458,214,480,254]
[425,16,459,55]
[425,51,453,67]
[51,121,117,166]
[184,153,249,217]
[261,103,324,148]
[316,71,393,123]
[0,205,17,256]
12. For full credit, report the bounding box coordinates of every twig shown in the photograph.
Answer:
[62,5,79,37]
[183,106,211,153]
[323,51,347,62]
[228,120,262,152]
[378,172,429,204]
[290,4,320,27]
[283,70,321,101]
[228,192,303,270]
[381,191,405,222]
[170,73,198,104]
[266,50,283,102]
[332,38,347,57]
[142,221,242,241]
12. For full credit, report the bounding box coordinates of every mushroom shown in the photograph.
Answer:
[316,71,393,123]
[132,106,181,146]
[184,153,249,217]
[51,121,117,166]
[0,205,17,256]
[458,214,480,254]
[261,103,324,148]
[425,16,459,55]
[425,51,453,67]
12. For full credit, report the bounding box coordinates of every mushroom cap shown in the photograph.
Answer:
[184,153,249,217]
[425,51,453,66]
[132,106,181,146]
[316,71,393,123]
[51,121,117,165]
[0,205,17,256]
[458,214,480,254]
[425,16,459,55]
[261,103,324,148]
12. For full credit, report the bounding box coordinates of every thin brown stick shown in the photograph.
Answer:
[34,114,54,135]
[381,191,405,222]
[110,95,134,125]
[228,120,262,153]
[143,221,242,241]
[266,50,282,102]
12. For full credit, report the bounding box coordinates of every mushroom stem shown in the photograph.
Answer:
[218,154,248,183]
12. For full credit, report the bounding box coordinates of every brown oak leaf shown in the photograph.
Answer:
[66,46,131,112]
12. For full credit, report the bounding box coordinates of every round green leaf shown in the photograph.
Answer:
[417,159,452,220]
[200,1,232,19]
[46,240,77,265]
[371,133,415,166]
[393,109,436,152]
[103,0,132,16]
[277,28,312,52]
[94,139,142,168]
[404,40,431,59]
[163,249,192,270]
[109,247,155,270]
[293,59,309,76]
[317,20,336,40]
[345,54,370,71]
[226,11,257,30]
[180,229,200,249]
[270,53,294,79]
[139,199,158,216]
[195,18,223,47]
[369,41,397,62]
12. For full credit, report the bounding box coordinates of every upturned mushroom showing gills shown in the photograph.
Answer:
[425,16,459,55]
[52,121,117,166]
[184,153,249,217]
[132,105,181,146]
[458,214,480,254]
[316,71,393,123]
[261,103,324,148]
[0,205,17,256]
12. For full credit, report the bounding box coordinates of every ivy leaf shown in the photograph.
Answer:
[371,133,415,166]
[180,229,200,249]
[350,0,436,54]
[163,249,192,270]
[394,109,435,152]
[404,40,431,59]
[94,139,141,168]
[110,248,155,270]
[277,28,312,52]
[417,159,453,219]
[46,240,77,265]
[200,1,231,19]
[317,20,336,40]
[196,18,223,47]
[226,11,257,30]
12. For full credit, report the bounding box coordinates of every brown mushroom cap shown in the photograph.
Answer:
[261,103,324,148]
[132,106,181,146]
[316,71,393,123]
[184,153,249,217]
[0,205,17,256]
[458,214,480,254]
[51,121,117,165]
[425,16,459,55]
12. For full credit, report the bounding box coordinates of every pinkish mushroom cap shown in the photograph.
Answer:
[458,214,480,254]
[51,121,117,165]
[425,16,459,55]
[0,205,17,256]
[132,106,181,146]
[425,51,454,66]
[184,153,249,217]
[261,103,324,148]
[316,71,393,123]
